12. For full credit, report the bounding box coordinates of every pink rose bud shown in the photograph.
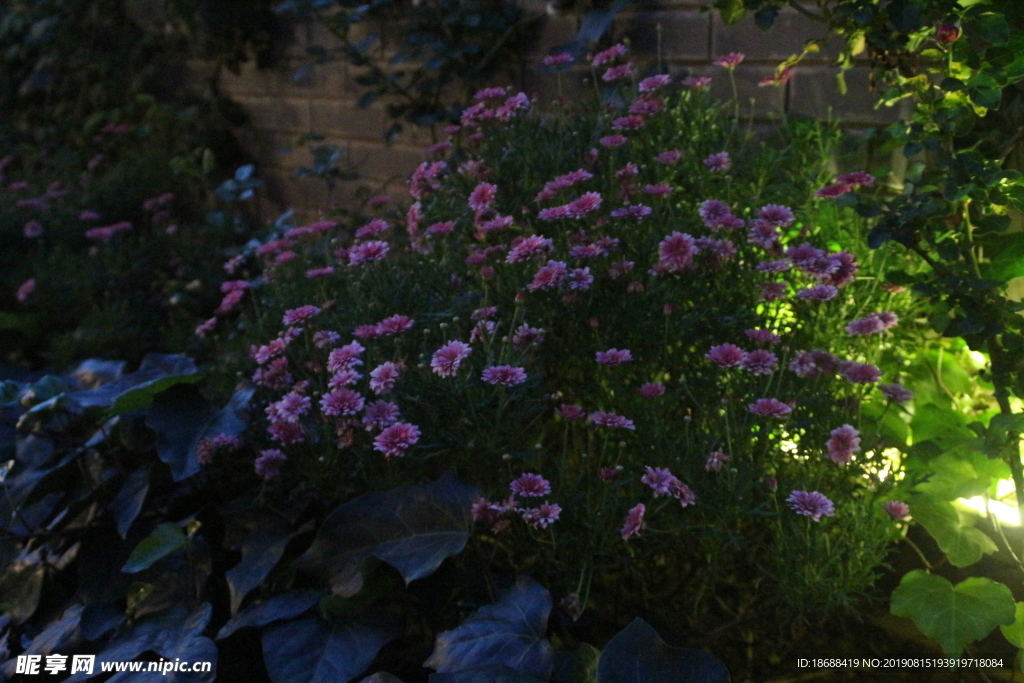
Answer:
[935,23,960,45]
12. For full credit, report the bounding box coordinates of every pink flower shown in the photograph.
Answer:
[195,317,217,337]
[267,421,306,445]
[543,52,575,67]
[602,63,634,82]
[282,305,321,326]
[313,330,340,348]
[355,219,390,237]
[787,491,835,521]
[254,449,287,480]
[320,388,365,416]
[253,358,292,390]
[328,368,361,389]
[348,241,390,265]
[431,340,471,377]
[758,204,795,227]
[657,232,696,272]
[639,74,672,92]
[638,382,665,398]
[796,284,838,301]
[682,76,712,88]
[598,135,628,148]
[23,220,43,238]
[566,192,603,217]
[826,424,861,465]
[706,343,746,368]
[468,182,498,212]
[759,281,788,301]
[836,171,875,187]
[251,339,286,365]
[482,365,527,386]
[642,184,672,197]
[369,362,401,394]
[670,481,697,507]
[747,219,781,249]
[266,391,311,424]
[588,411,635,429]
[596,348,633,366]
[758,68,794,86]
[16,278,36,303]
[377,314,415,335]
[521,502,561,529]
[698,199,731,225]
[713,52,745,69]
[511,473,552,497]
[789,349,838,378]
[884,501,911,521]
[879,383,913,405]
[815,183,850,199]
[705,450,731,472]
[703,152,731,172]
[363,400,400,430]
[840,361,882,384]
[353,325,380,339]
[567,267,594,290]
[621,503,646,540]
[748,398,792,419]
[474,86,507,101]
[656,150,682,164]
[506,235,553,263]
[373,422,421,458]
[557,404,586,420]
[745,328,781,344]
[740,349,778,375]
[756,260,790,274]
[611,115,646,131]
[610,204,652,220]
[427,221,456,235]
[512,324,544,350]
[641,466,680,497]
[528,260,568,291]
[470,320,496,344]
[327,342,365,372]
[592,43,628,66]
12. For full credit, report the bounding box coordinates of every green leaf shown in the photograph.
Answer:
[262,616,399,683]
[553,643,600,683]
[976,12,1010,45]
[122,522,187,574]
[891,571,1015,654]
[716,0,745,25]
[911,500,998,566]
[1000,602,1024,649]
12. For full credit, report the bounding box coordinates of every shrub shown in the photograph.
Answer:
[211,49,918,645]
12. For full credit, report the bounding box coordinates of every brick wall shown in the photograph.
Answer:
[190,2,896,221]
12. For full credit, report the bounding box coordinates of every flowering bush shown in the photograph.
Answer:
[210,51,919,649]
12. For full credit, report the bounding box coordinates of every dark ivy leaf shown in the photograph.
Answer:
[66,605,213,682]
[296,472,478,595]
[754,7,778,30]
[92,354,202,414]
[145,384,252,482]
[262,615,399,683]
[227,524,311,614]
[0,604,83,677]
[596,618,730,683]
[108,465,151,539]
[424,576,553,679]
[217,589,324,640]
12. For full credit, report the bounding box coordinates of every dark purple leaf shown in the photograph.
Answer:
[226,523,300,614]
[296,472,478,595]
[217,590,324,640]
[108,465,151,539]
[424,576,552,679]
[597,618,730,683]
[262,615,399,683]
[145,384,251,482]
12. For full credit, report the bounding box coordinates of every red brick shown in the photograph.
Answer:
[615,9,711,61]
[712,7,840,63]
[788,66,901,124]
[309,101,385,140]
[235,96,310,132]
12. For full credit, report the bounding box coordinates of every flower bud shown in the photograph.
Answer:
[935,22,959,45]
